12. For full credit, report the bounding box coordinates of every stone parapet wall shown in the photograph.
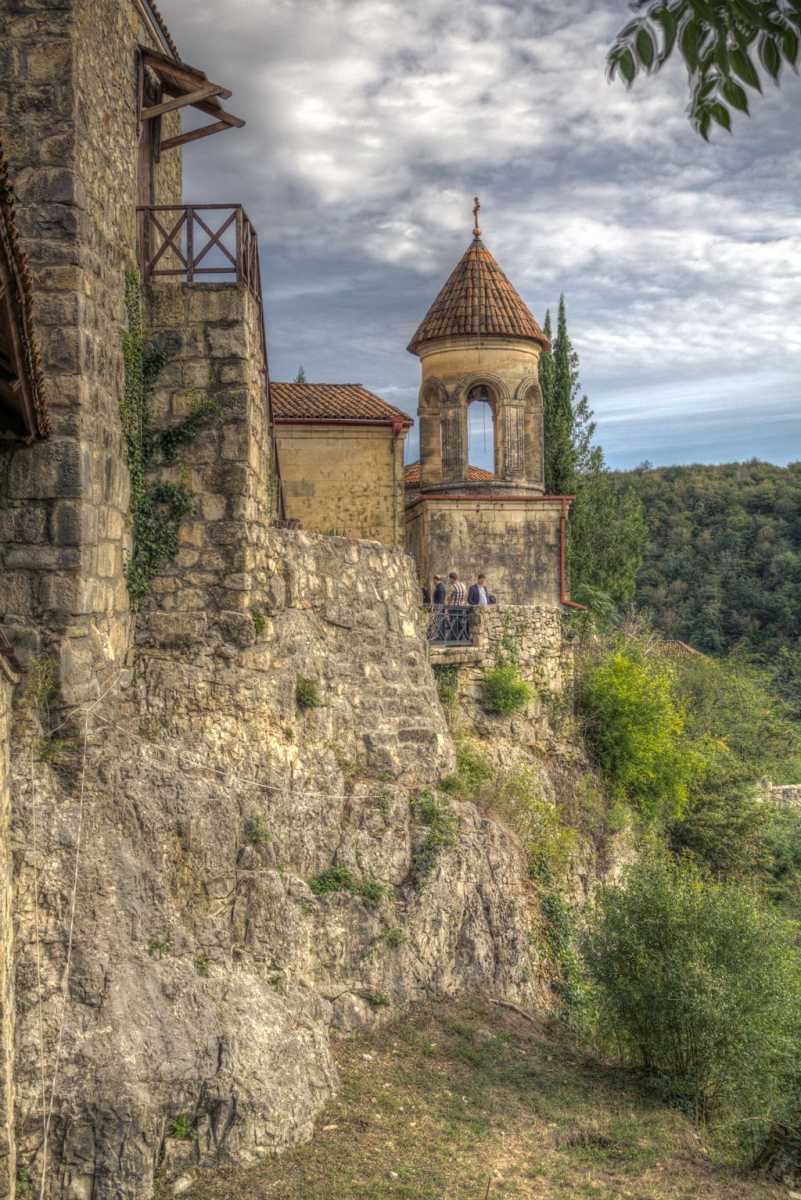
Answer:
[431,605,570,695]
[470,604,569,694]
[429,604,572,761]
[0,0,182,704]
[143,282,271,619]
[137,526,449,783]
[0,663,16,1200]
[768,784,801,808]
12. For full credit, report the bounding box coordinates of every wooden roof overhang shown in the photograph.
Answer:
[0,152,47,442]
[140,48,245,154]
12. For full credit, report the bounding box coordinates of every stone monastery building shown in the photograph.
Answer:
[0,4,576,1196]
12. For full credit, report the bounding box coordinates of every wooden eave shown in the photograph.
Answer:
[140,48,245,152]
[0,165,47,442]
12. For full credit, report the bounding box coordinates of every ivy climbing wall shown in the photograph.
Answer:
[137,281,272,627]
[0,0,182,706]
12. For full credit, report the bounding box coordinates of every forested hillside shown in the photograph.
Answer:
[619,460,801,706]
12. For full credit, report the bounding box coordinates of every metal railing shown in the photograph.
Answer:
[424,605,473,646]
[136,203,262,297]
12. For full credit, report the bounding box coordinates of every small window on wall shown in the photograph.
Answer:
[467,384,494,474]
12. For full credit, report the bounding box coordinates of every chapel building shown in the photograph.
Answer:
[271,382,411,546]
[404,203,573,607]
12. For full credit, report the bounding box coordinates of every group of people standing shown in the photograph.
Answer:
[425,572,496,606]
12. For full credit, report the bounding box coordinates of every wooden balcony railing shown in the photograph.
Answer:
[136,203,262,298]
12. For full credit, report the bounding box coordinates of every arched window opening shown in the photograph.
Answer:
[467,384,495,474]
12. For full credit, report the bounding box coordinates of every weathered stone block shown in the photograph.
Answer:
[38,572,81,616]
[0,573,32,616]
[204,321,248,358]
[27,42,72,81]
[7,439,83,499]
[4,544,81,571]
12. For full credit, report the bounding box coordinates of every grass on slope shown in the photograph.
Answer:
[185,999,786,1200]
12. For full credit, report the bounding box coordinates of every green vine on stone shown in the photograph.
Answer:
[145,394,217,465]
[121,271,214,608]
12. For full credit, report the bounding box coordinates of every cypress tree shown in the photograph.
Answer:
[539,309,557,489]
[295,365,307,384]
[539,294,645,605]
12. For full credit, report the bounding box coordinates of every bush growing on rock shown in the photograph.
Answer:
[410,791,458,885]
[578,648,699,824]
[308,866,390,906]
[584,853,801,1137]
[296,676,322,710]
[480,664,532,716]
[439,740,493,800]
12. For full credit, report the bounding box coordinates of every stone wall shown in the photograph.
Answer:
[768,784,801,808]
[430,604,570,707]
[0,0,182,704]
[275,423,406,547]
[406,496,564,606]
[9,527,542,1200]
[0,663,15,1200]
[143,281,271,622]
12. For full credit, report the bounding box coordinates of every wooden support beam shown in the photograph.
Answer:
[160,121,231,152]
[191,99,246,127]
[142,84,228,121]
[142,50,213,92]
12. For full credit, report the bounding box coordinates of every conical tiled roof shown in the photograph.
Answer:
[407,237,548,354]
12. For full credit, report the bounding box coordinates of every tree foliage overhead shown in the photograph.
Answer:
[608,0,801,137]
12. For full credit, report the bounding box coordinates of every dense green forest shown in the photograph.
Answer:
[616,460,801,709]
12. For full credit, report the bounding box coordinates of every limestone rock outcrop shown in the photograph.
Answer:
[9,531,537,1199]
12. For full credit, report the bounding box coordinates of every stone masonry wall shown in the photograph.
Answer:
[0,0,181,705]
[276,424,406,548]
[406,497,564,606]
[471,604,569,694]
[768,784,801,808]
[144,281,271,626]
[0,665,15,1200]
[430,604,572,757]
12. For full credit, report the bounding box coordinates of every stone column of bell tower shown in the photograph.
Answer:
[405,200,572,606]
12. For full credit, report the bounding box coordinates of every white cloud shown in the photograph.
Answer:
[163,0,801,465]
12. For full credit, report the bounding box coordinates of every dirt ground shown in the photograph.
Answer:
[182,998,790,1200]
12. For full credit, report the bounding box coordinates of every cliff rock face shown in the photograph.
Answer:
[10,531,538,1200]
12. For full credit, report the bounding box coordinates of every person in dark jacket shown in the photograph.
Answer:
[432,575,446,604]
[467,574,490,605]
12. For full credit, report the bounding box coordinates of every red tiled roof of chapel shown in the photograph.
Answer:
[408,237,549,354]
[271,382,412,427]
[403,461,494,487]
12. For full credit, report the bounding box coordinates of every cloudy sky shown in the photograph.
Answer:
[163,0,800,470]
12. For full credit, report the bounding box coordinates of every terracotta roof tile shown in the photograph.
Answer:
[0,140,48,440]
[271,382,412,427]
[143,0,180,60]
[404,461,494,487]
[408,237,548,354]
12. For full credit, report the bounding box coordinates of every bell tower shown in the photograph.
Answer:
[405,200,572,606]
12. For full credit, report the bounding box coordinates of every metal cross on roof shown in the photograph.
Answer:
[473,195,481,238]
